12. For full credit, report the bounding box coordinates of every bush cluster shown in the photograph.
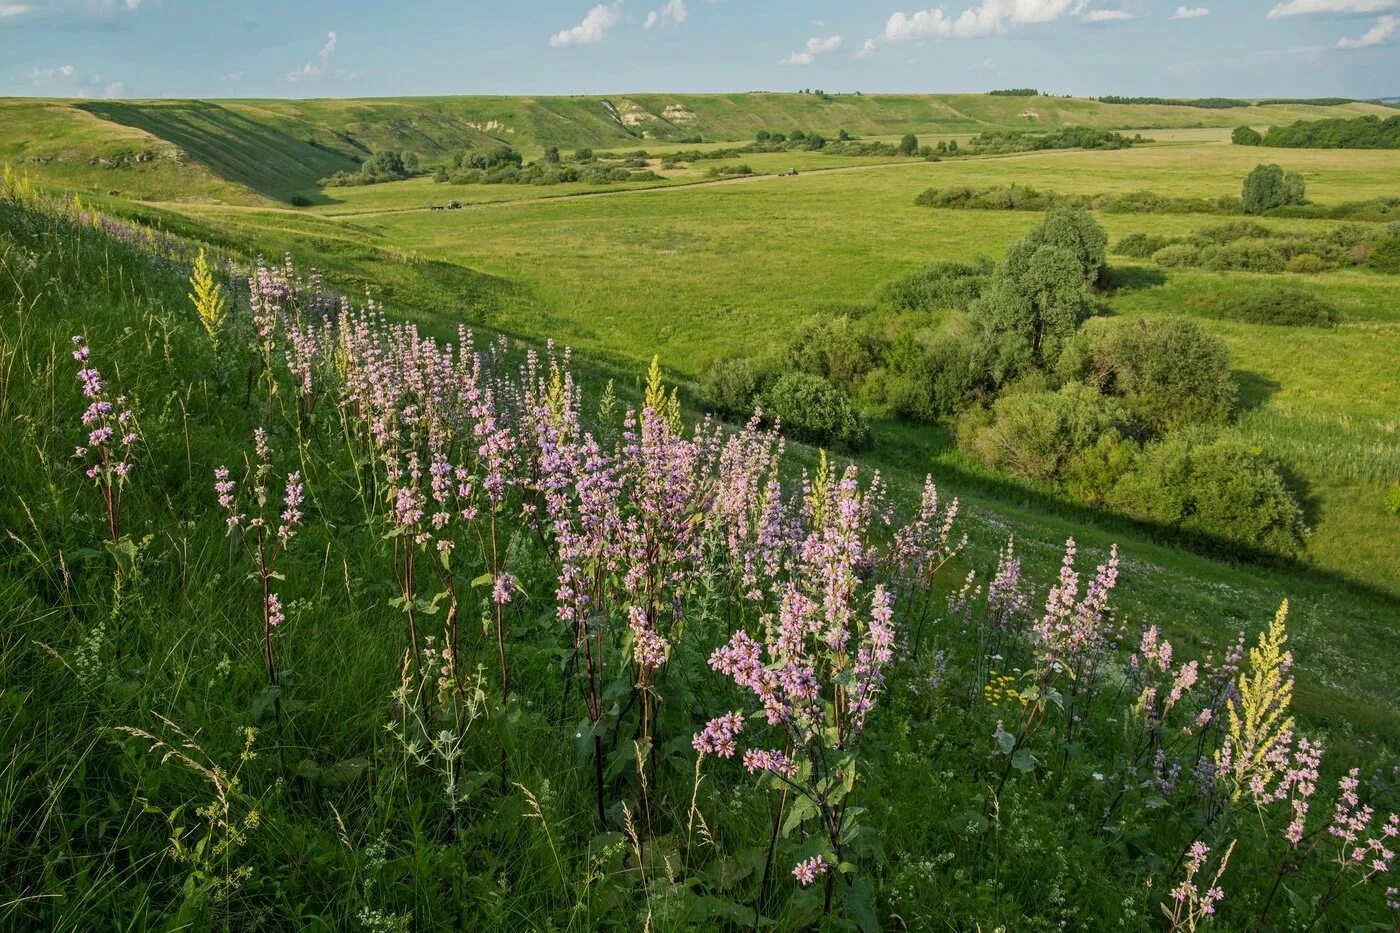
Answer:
[1118,221,1389,275]
[1191,287,1341,326]
[1258,114,1400,150]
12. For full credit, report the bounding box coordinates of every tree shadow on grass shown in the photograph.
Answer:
[1233,369,1282,415]
[1101,264,1168,294]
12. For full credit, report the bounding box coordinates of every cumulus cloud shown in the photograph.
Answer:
[1170,6,1209,18]
[26,62,125,97]
[643,0,685,29]
[1336,12,1398,45]
[784,34,843,64]
[861,0,1107,53]
[1082,8,1133,20]
[0,4,33,17]
[1267,0,1394,19]
[550,2,622,46]
[287,30,337,81]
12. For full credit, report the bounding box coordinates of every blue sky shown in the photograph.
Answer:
[1,0,1396,100]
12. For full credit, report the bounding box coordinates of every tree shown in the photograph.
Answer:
[898,133,919,156]
[574,147,594,162]
[756,130,771,143]
[838,128,852,141]
[543,146,561,164]
[1242,163,1305,214]
[1232,126,1262,146]
[402,151,420,173]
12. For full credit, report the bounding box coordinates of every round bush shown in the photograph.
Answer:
[1107,432,1306,557]
[1207,288,1340,326]
[1113,233,1173,259]
[1060,318,1236,434]
[958,382,1131,482]
[1152,243,1201,268]
[703,357,771,418]
[761,372,871,450]
[1285,253,1326,274]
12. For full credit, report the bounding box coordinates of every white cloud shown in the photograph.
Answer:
[550,2,622,46]
[287,30,337,81]
[26,62,125,97]
[784,34,843,64]
[1170,6,1209,18]
[1083,7,1133,20]
[220,70,245,81]
[862,0,1092,53]
[2,0,140,17]
[644,0,685,29]
[1268,0,1394,19]
[1336,12,1398,45]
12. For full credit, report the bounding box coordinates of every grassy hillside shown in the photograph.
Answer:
[3,93,1396,205]
[3,170,1398,931]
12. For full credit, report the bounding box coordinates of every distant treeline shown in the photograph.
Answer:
[1253,115,1400,150]
[914,184,1400,223]
[1256,97,1357,106]
[1096,96,1249,109]
[967,127,1143,154]
[988,88,1042,97]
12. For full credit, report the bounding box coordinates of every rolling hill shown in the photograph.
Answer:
[2,93,1395,205]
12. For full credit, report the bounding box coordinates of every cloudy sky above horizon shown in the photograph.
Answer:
[1,0,1396,101]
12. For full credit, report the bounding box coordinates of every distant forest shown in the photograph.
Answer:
[1258,115,1400,150]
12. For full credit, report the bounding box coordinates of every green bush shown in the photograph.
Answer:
[1203,287,1340,326]
[958,382,1131,482]
[1197,240,1287,273]
[1107,432,1307,556]
[869,329,1024,423]
[874,259,992,312]
[1232,126,1263,146]
[783,316,882,389]
[1012,201,1109,284]
[1059,318,1236,434]
[1370,236,1400,273]
[1064,432,1139,507]
[1285,253,1326,273]
[1151,244,1201,267]
[702,357,772,418]
[761,372,871,450]
[1113,233,1173,258]
[1242,163,1306,214]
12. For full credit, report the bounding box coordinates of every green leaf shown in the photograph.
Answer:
[1011,749,1038,773]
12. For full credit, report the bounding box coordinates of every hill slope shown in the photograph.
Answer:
[3,93,1395,205]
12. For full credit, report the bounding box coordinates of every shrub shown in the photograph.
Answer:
[870,329,1024,423]
[1107,432,1306,556]
[1285,253,1326,273]
[703,357,772,418]
[898,133,919,156]
[287,194,313,207]
[1204,287,1340,326]
[1370,236,1400,274]
[761,372,871,450]
[1113,233,1173,258]
[782,316,882,389]
[1242,163,1305,214]
[958,382,1131,482]
[1232,126,1263,146]
[1152,244,1201,267]
[1064,432,1140,507]
[874,259,992,312]
[1198,241,1286,273]
[1194,221,1273,244]
[1060,318,1236,434]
